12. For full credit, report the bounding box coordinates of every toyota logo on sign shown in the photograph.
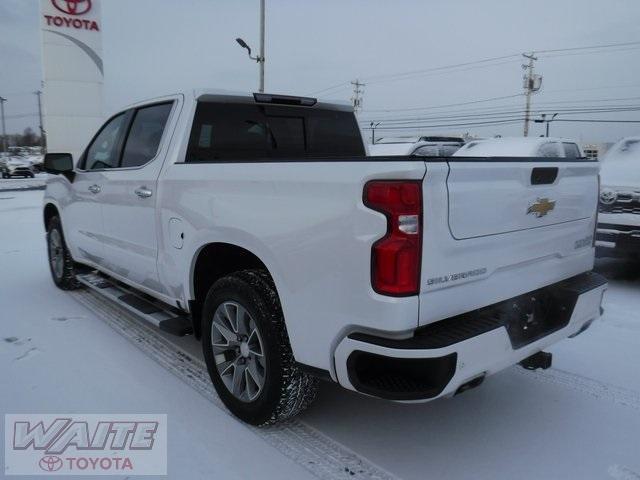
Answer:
[52,0,92,15]
[39,456,63,472]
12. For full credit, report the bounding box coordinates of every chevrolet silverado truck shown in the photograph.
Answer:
[596,137,640,260]
[42,90,606,425]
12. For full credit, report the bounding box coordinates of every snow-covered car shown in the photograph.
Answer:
[596,137,640,260]
[42,90,605,425]
[369,139,463,157]
[454,137,584,158]
[0,156,36,178]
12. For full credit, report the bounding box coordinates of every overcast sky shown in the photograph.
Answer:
[1,0,639,142]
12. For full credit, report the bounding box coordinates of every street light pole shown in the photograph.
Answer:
[236,1,266,93]
[535,113,558,137]
[259,0,265,93]
[0,97,7,154]
[370,122,380,145]
[546,113,558,137]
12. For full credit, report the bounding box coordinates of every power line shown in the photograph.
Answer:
[308,81,351,96]
[361,94,640,118]
[535,40,640,55]
[554,118,640,123]
[361,119,527,130]
[312,40,640,95]
[363,93,524,113]
[360,106,640,125]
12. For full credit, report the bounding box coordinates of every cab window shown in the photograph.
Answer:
[83,113,127,170]
[562,142,581,159]
[538,142,562,157]
[120,103,173,168]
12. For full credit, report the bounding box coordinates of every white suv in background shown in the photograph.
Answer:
[454,137,584,158]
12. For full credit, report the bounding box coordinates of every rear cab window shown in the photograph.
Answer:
[562,142,582,159]
[186,100,365,162]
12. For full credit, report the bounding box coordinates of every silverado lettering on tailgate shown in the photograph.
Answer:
[427,267,487,287]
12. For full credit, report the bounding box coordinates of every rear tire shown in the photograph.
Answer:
[46,216,79,290]
[201,269,318,425]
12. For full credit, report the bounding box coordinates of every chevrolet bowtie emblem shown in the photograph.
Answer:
[527,198,556,218]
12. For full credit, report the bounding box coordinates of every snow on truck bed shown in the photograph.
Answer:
[1,190,640,480]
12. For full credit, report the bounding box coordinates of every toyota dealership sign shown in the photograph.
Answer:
[44,0,100,31]
[40,0,104,160]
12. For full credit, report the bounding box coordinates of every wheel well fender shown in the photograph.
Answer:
[189,242,274,339]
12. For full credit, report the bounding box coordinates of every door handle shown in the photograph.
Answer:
[88,184,101,194]
[134,186,153,198]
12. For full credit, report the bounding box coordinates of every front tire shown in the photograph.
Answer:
[46,216,79,290]
[202,270,318,425]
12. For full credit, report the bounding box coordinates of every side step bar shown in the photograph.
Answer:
[76,272,193,336]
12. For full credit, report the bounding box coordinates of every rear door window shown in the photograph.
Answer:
[120,102,173,168]
[186,101,364,162]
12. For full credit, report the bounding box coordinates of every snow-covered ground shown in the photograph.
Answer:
[1,190,639,480]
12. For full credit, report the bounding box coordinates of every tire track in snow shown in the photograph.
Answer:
[70,290,398,480]
[515,365,640,412]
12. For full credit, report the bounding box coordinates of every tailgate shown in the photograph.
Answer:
[447,161,598,239]
[418,159,599,327]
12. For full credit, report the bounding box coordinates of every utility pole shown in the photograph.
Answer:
[258,0,265,93]
[370,122,380,144]
[351,79,365,114]
[0,96,7,154]
[34,90,46,152]
[522,52,538,137]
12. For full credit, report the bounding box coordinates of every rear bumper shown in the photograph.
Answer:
[596,222,640,257]
[334,272,607,401]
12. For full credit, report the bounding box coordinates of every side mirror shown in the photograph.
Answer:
[44,153,74,174]
[44,153,75,181]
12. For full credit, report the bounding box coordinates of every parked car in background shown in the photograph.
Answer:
[596,137,640,260]
[369,139,464,157]
[0,154,36,178]
[454,137,584,158]
[7,146,44,172]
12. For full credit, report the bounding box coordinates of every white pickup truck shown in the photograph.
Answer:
[43,90,606,425]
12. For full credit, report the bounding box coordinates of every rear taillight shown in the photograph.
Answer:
[364,180,422,296]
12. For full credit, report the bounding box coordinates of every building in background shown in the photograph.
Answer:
[581,142,614,160]
[40,0,103,161]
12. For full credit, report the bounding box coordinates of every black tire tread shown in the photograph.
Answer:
[203,269,318,425]
[47,216,80,290]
